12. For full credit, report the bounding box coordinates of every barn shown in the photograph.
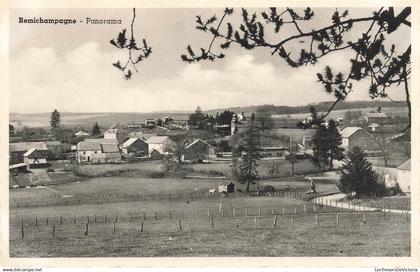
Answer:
[182,139,215,161]
[340,127,377,152]
[23,148,49,168]
[218,181,235,194]
[121,137,149,157]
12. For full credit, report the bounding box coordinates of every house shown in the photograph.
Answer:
[76,141,104,163]
[23,148,49,168]
[9,123,14,137]
[150,149,164,159]
[218,181,235,194]
[121,137,149,157]
[76,139,121,163]
[127,123,141,130]
[146,136,175,154]
[101,143,122,163]
[75,130,90,137]
[44,141,71,159]
[396,159,410,192]
[359,112,390,125]
[104,128,128,144]
[373,159,411,192]
[182,139,215,161]
[9,142,48,164]
[144,119,157,128]
[9,163,28,175]
[340,127,377,152]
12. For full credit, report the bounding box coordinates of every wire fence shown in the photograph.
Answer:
[11,206,410,241]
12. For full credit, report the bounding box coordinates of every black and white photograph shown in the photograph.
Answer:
[3,2,416,263]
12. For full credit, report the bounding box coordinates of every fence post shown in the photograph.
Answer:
[313,203,317,213]
[85,223,89,236]
[52,224,56,237]
[143,211,146,221]
[233,208,236,217]
[179,219,182,231]
[282,208,285,215]
[211,217,215,231]
[221,208,224,217]
[336,212,339,225]
[363,212,366,224]
[155,211,158,220]
[113,221,116,234]
[290,214,294,227]
[95,214,97,223]
[141,221,144,232]
[315,214,319,225]
[169,211,172,220]
[35,216,38,226]
[21,219,24,239]
[254,216,257,229]
[246,207,249,217]
[74,215,77,224]
[303,204,306,213]
[60,216,63,225]
[273,215,278,228]
[258,207,261,216]
[207,208,210,217]
[271,207,274,215]
[294,207,297,214]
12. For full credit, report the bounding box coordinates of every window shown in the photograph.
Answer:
[83,151,86,155]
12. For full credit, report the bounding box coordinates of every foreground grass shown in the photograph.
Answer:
[10,208,410,257]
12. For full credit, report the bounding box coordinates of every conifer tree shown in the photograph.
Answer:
[92,122,101,136]
[339,146,380,198]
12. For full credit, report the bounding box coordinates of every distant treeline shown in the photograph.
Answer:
[208,100,407,116]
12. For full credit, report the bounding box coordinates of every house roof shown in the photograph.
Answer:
[77,141,102,151]
[397,159,411,171]
[9,163,27,169]
[44,141,62,146]
[147,136,170,144]
[121,137,146,148]
[219,181,234,186]
[9,142,48,152]
[104,128,121,134]
[185,139,213,149]
[84,138,118,144]
[27,158,48,165]
[101,143,120,153]
[23,148,37,157]
[75,131,90,136]
[340,127,363,138]
[366,112,388,118]
[129,132,156,140]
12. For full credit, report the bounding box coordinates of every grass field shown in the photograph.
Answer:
[10,195,410,257]
[10,175,410,257]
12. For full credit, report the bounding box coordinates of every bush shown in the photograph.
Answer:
[147,171,165,178]
[262,185,276,193]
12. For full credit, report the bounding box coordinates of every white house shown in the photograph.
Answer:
[104,128,127,144]
[76,141,104,163]
[75,131,90,137]
[146,136,175,155]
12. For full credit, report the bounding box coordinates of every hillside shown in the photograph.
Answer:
[9,100,408,128]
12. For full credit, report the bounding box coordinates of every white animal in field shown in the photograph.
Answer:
[208,189,216,195]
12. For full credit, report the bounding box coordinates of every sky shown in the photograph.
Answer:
[9,7,411,114]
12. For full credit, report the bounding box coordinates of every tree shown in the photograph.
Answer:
[110,8,152,79]
[188,106,206,129]
[339,146,383,198]
[92,122,101,136]
[312,119,344,170]
[285,142,298,176]
[373,131,391,167]
[50,109,61,132]
[156,119,163,127]
[216,110,235,125]
[231,113,261,192]
[343,110,362,126]
[181,7,411,131]
[256,106,274,132]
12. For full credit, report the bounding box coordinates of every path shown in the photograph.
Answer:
[312,193,411,214]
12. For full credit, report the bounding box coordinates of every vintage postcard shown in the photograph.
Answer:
[0,0,419,269]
